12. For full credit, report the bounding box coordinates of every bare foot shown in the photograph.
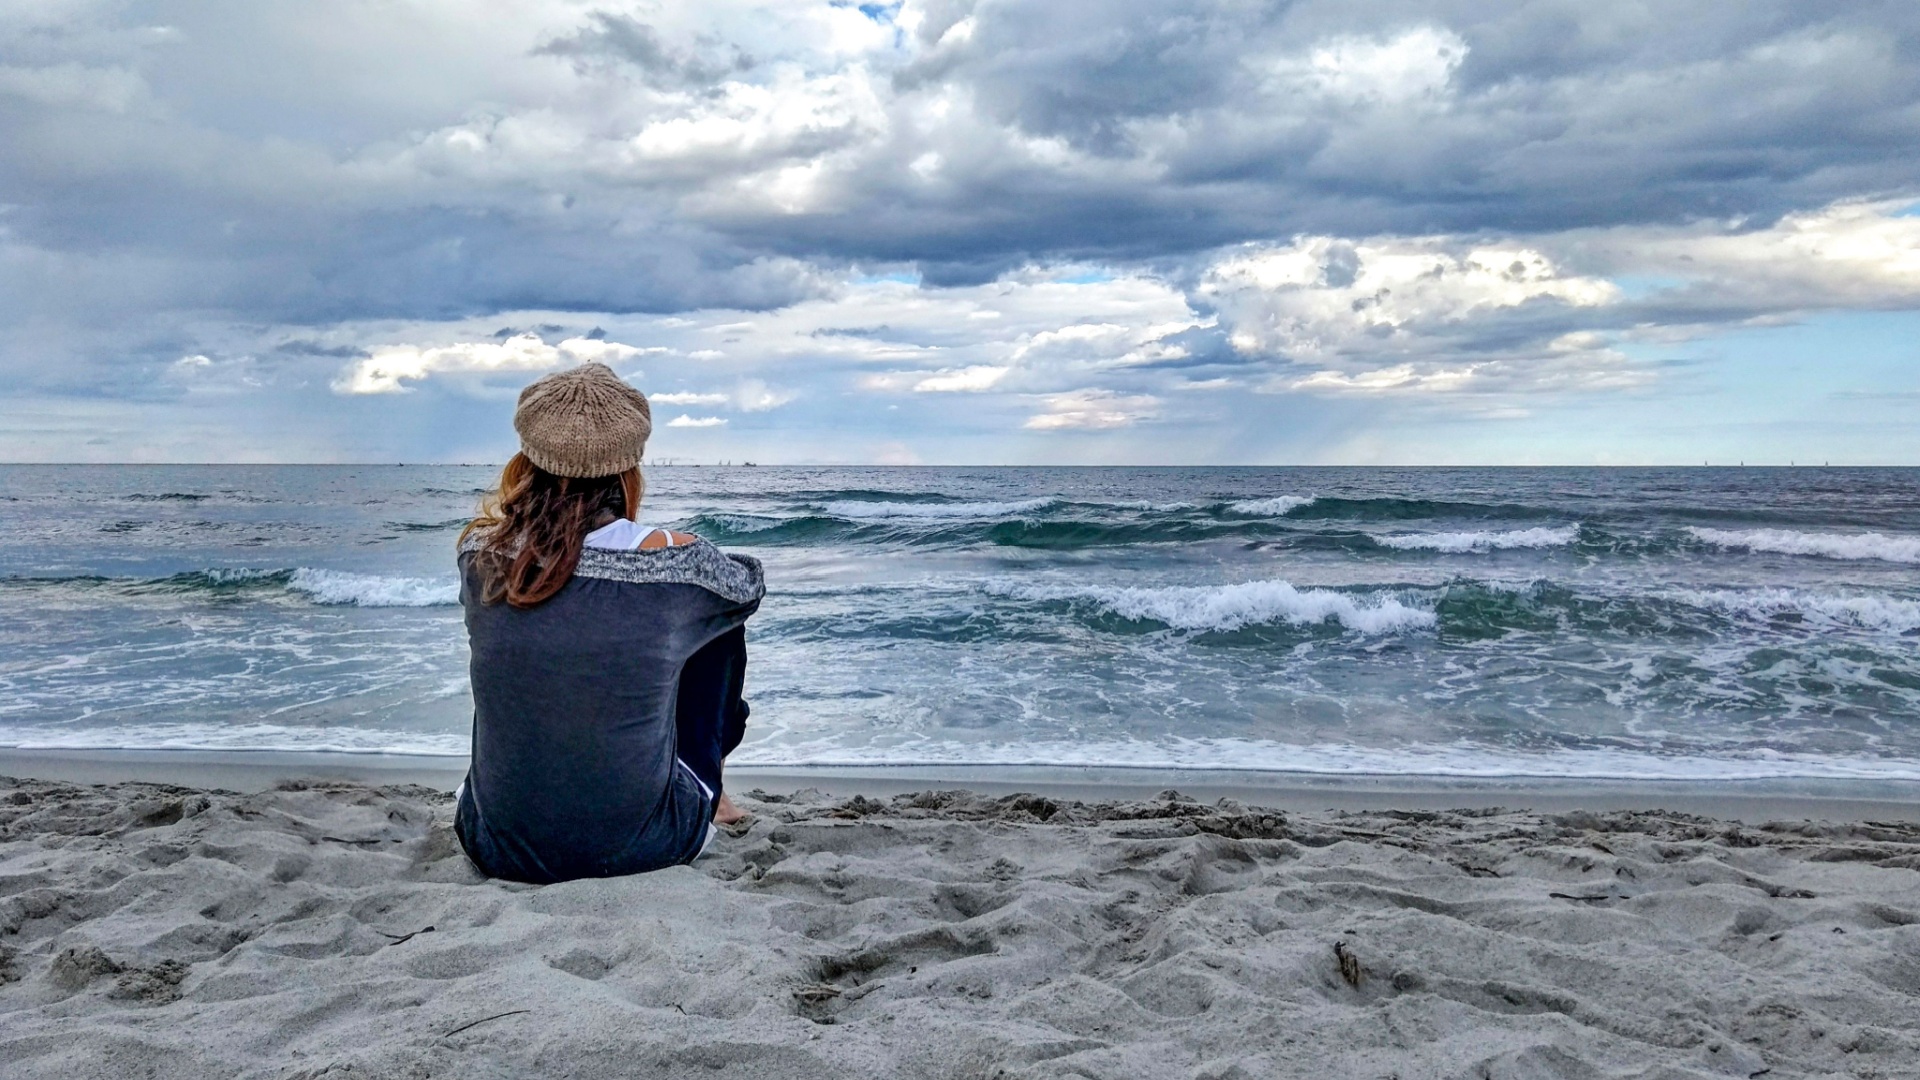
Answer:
[714,793,750,826]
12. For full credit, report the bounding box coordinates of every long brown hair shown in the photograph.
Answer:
[460,453,644,608]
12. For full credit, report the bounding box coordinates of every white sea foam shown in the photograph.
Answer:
[1378,525,1580,552]
[0,722,469,756]
[9,723,1920,781]
[287,569,458,607]
[1000,579,1433,634]
[1669,587,1920,634]
[197,567,285,585]
[705,513,793,533]
[1688,527,1920,564]
[1225,496,1316,516]
[821,497,1060,520]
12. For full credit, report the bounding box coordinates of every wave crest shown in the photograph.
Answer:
[2,567,461,607]
[287,569,458,607]
[817,497,1060,520]
[1688,527,1920,564]
[1669,587,1920,634]
[1000,579,1433,634]
[1379,525,1580,552]
[1225,496,1316,516]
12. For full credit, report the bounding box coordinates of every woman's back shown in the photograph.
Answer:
[455,536,763,884]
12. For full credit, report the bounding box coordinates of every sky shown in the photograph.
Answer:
[2,0,1918,465]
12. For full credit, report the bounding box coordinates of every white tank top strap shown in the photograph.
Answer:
[582,519,678,551]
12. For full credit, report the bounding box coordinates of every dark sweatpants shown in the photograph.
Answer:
[672,625,750,801]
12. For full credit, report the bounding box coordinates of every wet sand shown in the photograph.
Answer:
[6,747,1920,825]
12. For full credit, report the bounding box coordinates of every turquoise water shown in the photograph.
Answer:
[1,465,1917,780]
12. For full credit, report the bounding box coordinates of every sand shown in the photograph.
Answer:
[3,776,1920,1079]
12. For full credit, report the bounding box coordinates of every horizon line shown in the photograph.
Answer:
[0,461,1911,469]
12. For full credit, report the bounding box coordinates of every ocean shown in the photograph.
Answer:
[1,465,1917,781]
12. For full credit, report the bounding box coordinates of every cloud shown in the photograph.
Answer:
[1289,365,1483,394]
[4,2,1920,462]
[1203,237,1618,355]
[649,391,730,406]
[333,334,644,394]
[1024,389,1160,430]
[909,365,1009,392]
[731,378,794,411]
[647,380,793,410]
[1580,200,1920,313]
[1196,233,1629,392]
[1182,200,1920,394]
[9,2,1917,329]
[667,414,728,427]
[534,13,746,90]
[1264,26,1468,106]
[0,62,150,113]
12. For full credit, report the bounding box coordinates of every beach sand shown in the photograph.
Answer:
[3,774,1919,1079]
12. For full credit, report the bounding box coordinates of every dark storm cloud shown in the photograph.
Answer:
[792,0,1920,274]
[5,1,1918,323]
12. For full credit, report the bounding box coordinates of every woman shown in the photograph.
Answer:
[452,362,763,884]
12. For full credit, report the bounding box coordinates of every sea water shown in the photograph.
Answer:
[1,465,1917,781]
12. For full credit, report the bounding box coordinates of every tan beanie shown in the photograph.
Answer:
[513,363,652,478]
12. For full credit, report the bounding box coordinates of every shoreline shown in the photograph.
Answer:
[5,746,1918,823]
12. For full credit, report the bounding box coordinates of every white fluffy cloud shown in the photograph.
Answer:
[1203,237,1619,356]
[649,391,729,406]
[905,365,1010,392]
[647,381,793,411]
[1196,234,1626,393]
[333,334,646,394]
[1584,200,1920,309]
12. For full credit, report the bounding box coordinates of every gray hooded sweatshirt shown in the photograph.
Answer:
[453,536,764,884]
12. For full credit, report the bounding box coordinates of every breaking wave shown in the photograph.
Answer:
[1667,587,1920,634]
[1224,496,1316,516]
[285,569,458,607]
[994,579,1435,634]
[1688,527,1920,564]
[0,568,459,608]
[1424,579,1920,641]
[816,497,1061,520]
[1378,525,1581,552]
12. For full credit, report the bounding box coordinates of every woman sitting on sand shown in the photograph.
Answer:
[451,363,764,884]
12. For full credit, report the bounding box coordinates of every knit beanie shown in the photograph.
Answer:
[512,363,652,478]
